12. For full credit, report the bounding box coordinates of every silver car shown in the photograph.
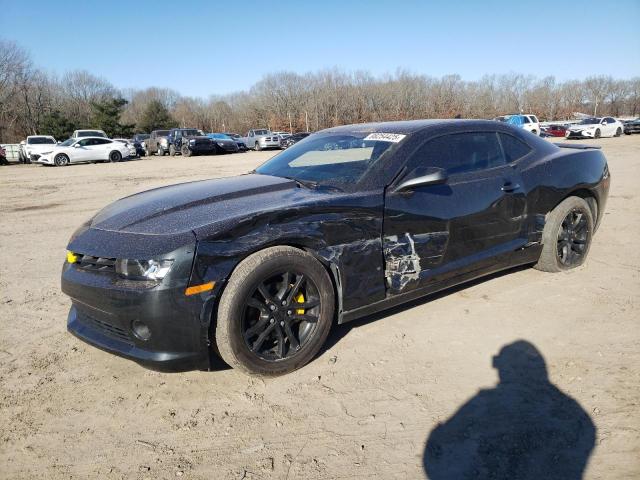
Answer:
[242,129,281,150]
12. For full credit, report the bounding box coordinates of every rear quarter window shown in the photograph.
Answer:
[499,133,532,162]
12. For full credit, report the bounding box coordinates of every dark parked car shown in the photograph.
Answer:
[167,128,218,156]
[61,120,610,375]
[206,133,240,153]
[623,118,640,135]
[280,131,311,149]
[223,133,248,151]
[541,124,568,138]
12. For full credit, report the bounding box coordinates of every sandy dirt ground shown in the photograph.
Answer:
[0,137,639,479]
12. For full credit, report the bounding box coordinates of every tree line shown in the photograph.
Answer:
[1,38,639,143]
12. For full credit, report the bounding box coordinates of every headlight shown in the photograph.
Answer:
[40,150,53,155]
[115,259,174,280]
[189,139,196,144]
[217,141,225,146]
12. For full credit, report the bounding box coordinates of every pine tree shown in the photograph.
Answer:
[138,100,176,133]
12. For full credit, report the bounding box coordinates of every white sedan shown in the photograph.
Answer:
[566,117,624,139]
[35,137,130,166]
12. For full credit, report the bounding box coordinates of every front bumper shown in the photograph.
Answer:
[61,254,212,371]
[257,140,281,149]
[566,130,594,139]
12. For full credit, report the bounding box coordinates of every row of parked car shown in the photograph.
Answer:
[494,113,640,139]
[13,128,313,167]
[143,129,311,157]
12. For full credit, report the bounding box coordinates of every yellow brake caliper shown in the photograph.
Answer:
[295,291,305,315]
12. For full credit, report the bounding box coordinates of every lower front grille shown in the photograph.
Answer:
[81,313,132,344]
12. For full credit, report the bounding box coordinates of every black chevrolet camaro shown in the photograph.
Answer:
[61,120,610,375]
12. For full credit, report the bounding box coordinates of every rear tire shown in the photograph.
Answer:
[534,196,594,273]
[615,127,622,137]
[216,246,335,376]
[109,151,122,163]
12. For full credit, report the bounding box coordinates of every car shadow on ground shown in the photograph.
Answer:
[319,263,532,355]
[422,340,596,479]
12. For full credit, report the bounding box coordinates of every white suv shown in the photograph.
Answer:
[519,114,541,136]
[72,129,108,139]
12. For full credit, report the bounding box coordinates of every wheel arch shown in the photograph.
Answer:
[202,240,344,357]
[558,188,598,223]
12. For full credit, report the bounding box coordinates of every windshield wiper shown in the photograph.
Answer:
[280,176,318,189]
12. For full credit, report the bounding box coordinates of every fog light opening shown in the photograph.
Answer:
[131,319,151,341]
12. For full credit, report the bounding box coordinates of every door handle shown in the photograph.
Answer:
[501,182,520,192]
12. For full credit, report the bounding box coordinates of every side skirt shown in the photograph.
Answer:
[338,245,542,324]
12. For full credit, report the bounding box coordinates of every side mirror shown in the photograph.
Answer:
[394,167,448,193]
[74,143,81,148]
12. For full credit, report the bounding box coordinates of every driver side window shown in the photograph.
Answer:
[409,132,506,176]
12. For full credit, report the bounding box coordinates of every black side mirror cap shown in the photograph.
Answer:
[394,167,448,193]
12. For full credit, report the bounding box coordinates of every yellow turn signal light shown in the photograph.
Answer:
[185,281,215,296]
[66,251,79,264]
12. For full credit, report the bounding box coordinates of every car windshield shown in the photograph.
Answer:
[156,130,169,136]
[28,137,55,144]
[227,134,240,139]
[135,134,150,140]
[78,131,103,137]
[255,132,401,188]
[209,133,231,140]
[579,118,600,125]
[254,130,269,135]
[60,139,74,146]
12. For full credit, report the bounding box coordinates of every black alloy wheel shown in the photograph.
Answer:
[557,209,589,267]
[615,127,622,137]
[215,246,335,375]
[594,129,601,138]
[181,144,192,157]
[109,151,122,162]
[535,196,593,272]
[242,271,320,361]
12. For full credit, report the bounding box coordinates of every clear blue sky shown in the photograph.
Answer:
[2,0,639,97]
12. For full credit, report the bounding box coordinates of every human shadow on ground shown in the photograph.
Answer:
[423,340,596,480]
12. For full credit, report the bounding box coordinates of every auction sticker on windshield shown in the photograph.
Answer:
[363,133,406,143]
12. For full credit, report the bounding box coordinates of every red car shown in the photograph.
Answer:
[541,124,568,137]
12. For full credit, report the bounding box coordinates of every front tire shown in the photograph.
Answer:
[594,129,601,139]
[181,145,192,157]
[157,145,165,156]
[169,144,176,156]
[216,246,335,375]
[535,196,594,272]
[255,141,262,151]
[54,154,69,167]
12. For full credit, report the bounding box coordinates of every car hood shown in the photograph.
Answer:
[569,124,598,130]
[89,174,303,237]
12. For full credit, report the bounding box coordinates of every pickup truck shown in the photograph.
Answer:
[167,128,218,156]
[241,129,281,150]
[145,129,170,156]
